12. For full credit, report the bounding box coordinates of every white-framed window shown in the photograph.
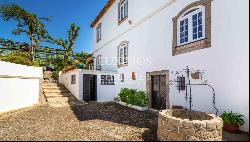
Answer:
[96,55,101,70]
[118,42,128,66]
[96,23,101,42]
[101,75,115,85]
[177,6,205,46]
[118,0,128,23]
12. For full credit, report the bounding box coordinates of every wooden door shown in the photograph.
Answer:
[83,74,97,102]
[83,74,90,101]
[89,75,97,101]
[151,75,167,110]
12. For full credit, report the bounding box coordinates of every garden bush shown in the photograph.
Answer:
[118,88,148,107]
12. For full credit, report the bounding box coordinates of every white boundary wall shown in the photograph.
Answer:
[0,61,43,113]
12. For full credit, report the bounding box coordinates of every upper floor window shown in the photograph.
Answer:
[118,0,128,24]
[177,7,205,46]
[96,55,102,70]
[96,23,101,42]
[118,41,128,67]
[172,0,212,56]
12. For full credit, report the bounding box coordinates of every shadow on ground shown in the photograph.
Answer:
[69,101,158,141]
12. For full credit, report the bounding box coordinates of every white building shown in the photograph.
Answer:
[60,0,249,132]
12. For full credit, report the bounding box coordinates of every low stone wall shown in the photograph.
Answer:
[157,109,223,141]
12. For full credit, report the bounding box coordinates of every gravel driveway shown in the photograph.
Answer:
[0,102,157,141]
[0,102,249,141]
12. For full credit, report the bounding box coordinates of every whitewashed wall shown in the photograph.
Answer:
[59,70,118,102]
[0,61,43,113]
[92,0,249,132]
[59,70,81,100]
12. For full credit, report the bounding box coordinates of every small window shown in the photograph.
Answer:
[96,23,101,42]
[101,75,115,85]
[71,75,76,84]
[118,0,128,24]
[120,74,125,82]
[118,41,128,67]
[96,55,102,71]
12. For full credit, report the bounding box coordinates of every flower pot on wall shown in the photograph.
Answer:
[223,124,239,133]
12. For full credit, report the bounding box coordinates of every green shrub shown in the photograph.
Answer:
[118,88,148,107]
[220,111,244,126]
[1,51,35,66]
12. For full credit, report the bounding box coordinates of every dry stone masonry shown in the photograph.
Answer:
[157,109,223,141]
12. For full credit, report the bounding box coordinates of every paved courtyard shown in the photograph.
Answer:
[0,102,249,141]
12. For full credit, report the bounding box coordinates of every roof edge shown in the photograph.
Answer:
[90,0,115,28]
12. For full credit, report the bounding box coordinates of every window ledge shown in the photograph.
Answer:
[118,16,128,25]
[101,84,115,85]
[173,38,211,56]
[118,63,128,68]
[97,39,101,43]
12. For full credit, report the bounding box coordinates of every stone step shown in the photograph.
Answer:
[43,87,68,92]
[44,93,71,97]
[43,83,58,86]
[46,97,75,103]
[43,86,60,89]
[43,89,68,93]
[43,83,64,87]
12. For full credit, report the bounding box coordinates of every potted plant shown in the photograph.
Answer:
[220,111,244,133]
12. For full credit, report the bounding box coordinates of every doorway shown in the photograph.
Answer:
[83,74,97,102]
[146,71,170,110]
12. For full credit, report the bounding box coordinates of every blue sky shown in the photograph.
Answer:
[0,0,108,53]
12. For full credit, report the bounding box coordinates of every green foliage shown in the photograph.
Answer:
[52,70,60,79]
[0,51,38,66]
[73,52,89,66]
[0,3,54,59]
[118,88,148,107]
[0,3,87,76]
[53,23,80,67]
[220,111,244,126]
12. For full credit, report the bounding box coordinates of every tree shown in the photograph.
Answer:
[0,3,53,60]
[54,23,80,67]
[73,52,89,66]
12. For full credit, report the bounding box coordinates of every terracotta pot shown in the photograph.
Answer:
[223,123,239,133]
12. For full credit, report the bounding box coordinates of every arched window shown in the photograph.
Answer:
[177,6,205,46]
[118,0,128,24]
[96,55,102,71]
[172,0,212,56]
[118,41,128,67]
[96,23,102,42]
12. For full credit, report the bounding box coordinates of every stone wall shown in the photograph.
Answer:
[157,110,223,141]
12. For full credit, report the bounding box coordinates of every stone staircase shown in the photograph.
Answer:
[43,83,87,107]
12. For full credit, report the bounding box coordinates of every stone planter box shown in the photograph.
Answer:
[115,101,148,111]
[157,109,223,141]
